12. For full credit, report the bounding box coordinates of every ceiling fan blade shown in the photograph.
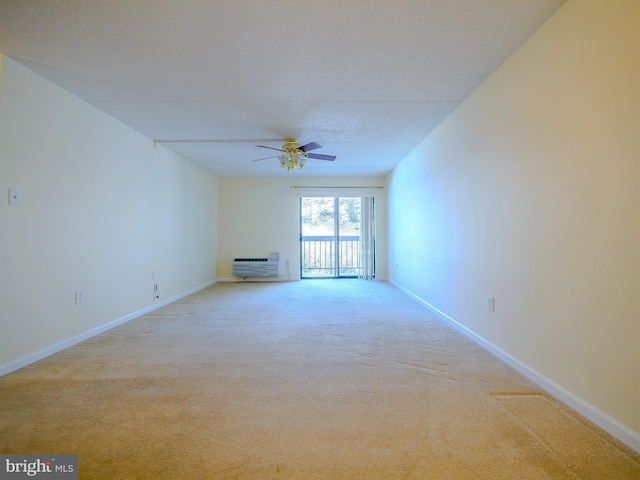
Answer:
[298,142,322,152]
[252,155,279,162]
[307,153,336,161]
[256,145,284,152]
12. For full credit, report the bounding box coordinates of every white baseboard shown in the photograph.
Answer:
[0,279,218,378]
[388,279,640,454]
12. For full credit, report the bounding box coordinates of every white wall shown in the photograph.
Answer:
[218,177,387,280]
[0,56,219,371]
[387,0,639,443]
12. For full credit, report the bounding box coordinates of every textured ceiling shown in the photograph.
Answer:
[0,0,565,177]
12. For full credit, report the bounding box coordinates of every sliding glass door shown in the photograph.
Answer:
[299,196,364,278]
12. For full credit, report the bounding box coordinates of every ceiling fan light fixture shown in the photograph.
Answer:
[277,149,306,171]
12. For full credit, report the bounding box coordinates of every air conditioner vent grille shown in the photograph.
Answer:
[233,256,281,277]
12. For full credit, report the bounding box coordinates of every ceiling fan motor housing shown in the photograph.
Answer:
[282,138,305,157]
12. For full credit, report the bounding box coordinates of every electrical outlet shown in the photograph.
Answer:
[75,290,85,304]
[487,297,495,312]
[153,284,160,300]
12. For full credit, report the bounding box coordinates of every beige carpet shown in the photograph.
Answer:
[1,280,638,479]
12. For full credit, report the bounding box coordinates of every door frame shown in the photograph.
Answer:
[299,196,361,279]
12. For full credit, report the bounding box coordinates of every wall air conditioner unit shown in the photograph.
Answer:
[233,253,280,277]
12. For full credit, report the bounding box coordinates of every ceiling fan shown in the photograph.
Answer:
[253,138,336,171]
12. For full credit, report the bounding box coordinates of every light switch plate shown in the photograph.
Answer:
[9,189,21,206]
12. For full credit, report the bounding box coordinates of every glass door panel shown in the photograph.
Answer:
[337,197,361,277]
[300,197,336,277]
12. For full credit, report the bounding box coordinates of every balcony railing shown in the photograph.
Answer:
[301,235,360,277]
